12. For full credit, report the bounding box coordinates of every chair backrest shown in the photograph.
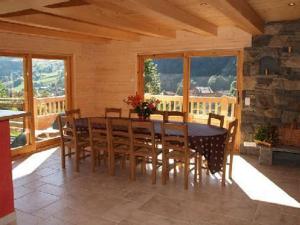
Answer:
[65,109,81,119]
[165,111,187,123]
[224,119,238,154]
[208,113,225,128]
[88,117,109,149]
[130,120,155,155]
[105,108,122,118]
[150,110,166,121]
[58,115,77,144]
[107,118,130,149]
[128,109,138,119]
[161,122,189,153]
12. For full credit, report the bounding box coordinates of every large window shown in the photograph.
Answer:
[0,53,71,155]
[144,57,183,112]
[33,58,66,143]
[140,51,240,125]
[0,56,28,149]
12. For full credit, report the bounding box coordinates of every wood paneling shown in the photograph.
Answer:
[248,0,300,22]
[0,20,109,44]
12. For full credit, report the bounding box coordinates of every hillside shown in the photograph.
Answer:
[0,57,65,98]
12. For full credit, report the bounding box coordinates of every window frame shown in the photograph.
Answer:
[0,50,73,157]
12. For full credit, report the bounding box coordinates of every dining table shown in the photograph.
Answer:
[75,117,228,174]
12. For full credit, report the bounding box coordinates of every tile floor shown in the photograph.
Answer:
[9,147,300,225]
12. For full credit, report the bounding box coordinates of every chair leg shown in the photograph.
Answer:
[131,155,136,181]
[229,151,233,179]
[141,158,146,175]
[91,148,96,172]
[173,159,177,179]
[75,147,80,172]
[162,152,167,185]
[198,155,202,180]
[222,154,227,186]
[184,158,189,190]
[110,152,115,176]
[61,144,66,169]
[194,155,198,183]
[152,155,157,185]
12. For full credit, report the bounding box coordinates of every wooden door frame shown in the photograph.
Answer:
[0,51,73,157]
[137,49,243,151]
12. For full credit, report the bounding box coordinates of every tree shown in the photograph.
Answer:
[0,81,8,97]
[144,59,161,95]
[229,80,237,96]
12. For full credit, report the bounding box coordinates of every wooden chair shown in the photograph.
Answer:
[150,110,166,121]
[88,117,110,172]
[107,118,131,176]
[222,119,238,186]
[58,115,90,172]
[208,113,225,128]
[165,111,187,123]
[161,122,197,189]
[105,108,122,118]
[128,109,138,119]
[65,109,81,119]
[130,120,160,184]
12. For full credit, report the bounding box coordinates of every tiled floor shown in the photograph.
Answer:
[9,148,300,225]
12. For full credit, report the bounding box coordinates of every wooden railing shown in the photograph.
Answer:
[34,96,65,116]
[0,96,66,130]
[145,94,236,123]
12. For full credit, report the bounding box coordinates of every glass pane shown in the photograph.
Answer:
[144,58,183,120]
[0,56,29,148]
[32,59,65,142]
[189,56,237,124]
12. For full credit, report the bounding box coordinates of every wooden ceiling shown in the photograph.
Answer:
[0,0,299,43]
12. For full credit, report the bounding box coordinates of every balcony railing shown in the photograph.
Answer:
[0,96,66,131]
[145,93,236,123]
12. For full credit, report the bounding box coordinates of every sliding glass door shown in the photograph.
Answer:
[143,57,184,120]
[0,56,30,150]
[32,58,66,144]
[189,56,237,125]
[139,51,241,127]
[0,53,71,155]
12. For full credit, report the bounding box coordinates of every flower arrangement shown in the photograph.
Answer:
[124,93,160,120]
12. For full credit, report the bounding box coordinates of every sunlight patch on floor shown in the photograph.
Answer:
[233,156,300,208]
[13,148,57,180]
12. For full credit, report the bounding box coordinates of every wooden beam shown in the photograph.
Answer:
[0,20,109,44]
[0,0,69,14]
[2,13,140,41]
[34,5,176,39]
[208,0,264,34]
[95,0,217,36]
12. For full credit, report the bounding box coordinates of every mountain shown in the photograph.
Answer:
[153,56,236,77]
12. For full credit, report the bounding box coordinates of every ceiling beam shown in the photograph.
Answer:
[92,0,217,36]
[2,13,140,41]
[34,5,176,39]
[0,20,109,44]
[0,0,69,14]
[208,0,264,34]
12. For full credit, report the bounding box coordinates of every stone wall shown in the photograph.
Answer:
[241,20,300,146]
